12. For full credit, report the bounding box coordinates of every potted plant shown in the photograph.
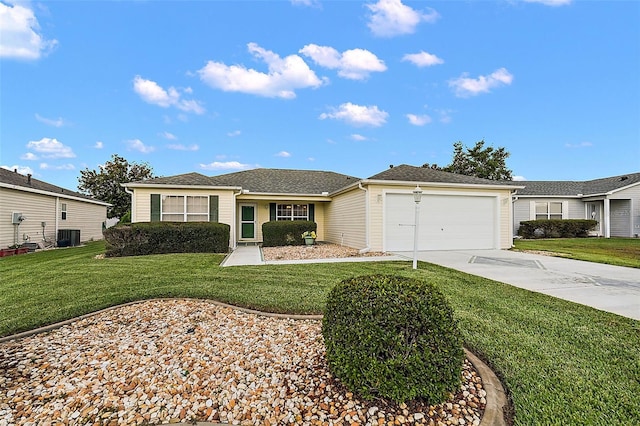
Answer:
[301,230,317,246]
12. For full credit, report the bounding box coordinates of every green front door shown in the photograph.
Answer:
[240,205,255,239]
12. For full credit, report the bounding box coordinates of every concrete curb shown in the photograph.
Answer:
[1,298,508,426]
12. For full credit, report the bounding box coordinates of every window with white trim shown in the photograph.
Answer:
[161,195,209,222]
[535,202,563,220]
[61,203,67,220]
[276,204,308,221]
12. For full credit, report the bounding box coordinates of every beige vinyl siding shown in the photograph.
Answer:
[61,199,108,242]
[368,184,513,251]
[324,188,366,249]
[0,187,107,247]
[0,187,57,247]
[130,188,234,227]
[250,200,326,242]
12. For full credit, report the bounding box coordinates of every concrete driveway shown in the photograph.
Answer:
[394,249,640,321]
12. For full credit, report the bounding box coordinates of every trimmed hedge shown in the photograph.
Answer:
[262,220,317,247]
[103,222,230,257]
[518,219,598,239]
[322,274,464,404]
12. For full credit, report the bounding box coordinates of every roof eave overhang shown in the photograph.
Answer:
[360,179,523,191]
[237,192,332,201]
[122,183,242,191]
[514,194,584,198]
[0,182,112,206]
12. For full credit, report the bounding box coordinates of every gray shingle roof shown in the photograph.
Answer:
[209,168,360,194]
[507,172,640,196]
[135,172,216,186]
[0,167,105,202]
[368,164,506,186]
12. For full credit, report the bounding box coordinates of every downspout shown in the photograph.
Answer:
[358,182,370,253]
[231,189,242,250]
[55,196,60,244]
[124,186,135,222]
[511,190,519,246]
[603,196,611,238]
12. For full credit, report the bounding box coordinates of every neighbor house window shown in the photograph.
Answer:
[535,202,563,220]
[276,204,308,221]
[61,203,67,220]
[161,195,209,222]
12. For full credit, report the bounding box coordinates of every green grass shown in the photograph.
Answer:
[1,241,639,425]
[513,237,640,268]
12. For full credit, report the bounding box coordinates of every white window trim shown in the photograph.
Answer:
[61,203,67,221]
[161,195,209,222]
[276,203,309,221]
[530,201,568,220]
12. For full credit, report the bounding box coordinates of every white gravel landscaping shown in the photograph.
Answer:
[0,299,486,425]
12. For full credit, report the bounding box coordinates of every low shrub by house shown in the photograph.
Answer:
[103,222,230,257]
[322,274,464,404]
[262,220,317,247]
[518,219,597,239]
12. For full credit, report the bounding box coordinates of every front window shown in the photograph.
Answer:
[276,204,308,221]
[535,202,563,220]
[161,195,209,222]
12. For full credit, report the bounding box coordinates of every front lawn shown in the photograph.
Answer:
[1,241,639,425]
[513,237,640,268]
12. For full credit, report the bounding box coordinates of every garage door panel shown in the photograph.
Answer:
[385,193,496,251]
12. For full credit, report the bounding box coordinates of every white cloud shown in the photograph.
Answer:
[0,2,58,60]
[167,144,199,151]
[198,42,325,99]
[366,0,439,37]
[275,151,292,158]
[291,0,320,6]
[320,102,388,127]
[406,113,432,126]
[199,161,252,171]
[523,0,572,6]
[133,76,205,114]
[40,163,75,171]
[565,141,593,148]
[20,152,38,161]
[35,113,66,127]
[1,164,34,175]
[300,44,386,80]
[402,51,444,67]
[513,175,527,181]
[159,131,177,140]
[126,139,155,154]
[449,68,514,97]
[26,138,75,159]
[94,141,104,149]
[227,130,242,137]
[351,134,368,141]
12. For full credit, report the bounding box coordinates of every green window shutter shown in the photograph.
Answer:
[309,203,315,222]
[269,203,276,221]
[151,194,161,222]
[209,195,219,222]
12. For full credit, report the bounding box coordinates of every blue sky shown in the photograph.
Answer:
[1,0,638,191]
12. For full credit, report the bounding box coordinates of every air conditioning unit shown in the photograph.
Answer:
[12,212,26,224]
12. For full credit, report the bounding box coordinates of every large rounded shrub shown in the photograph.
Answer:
[322,274,464,404]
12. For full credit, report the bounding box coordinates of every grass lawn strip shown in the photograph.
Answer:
[1,241,639,425]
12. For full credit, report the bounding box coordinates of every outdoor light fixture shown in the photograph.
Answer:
[412,185,423,269]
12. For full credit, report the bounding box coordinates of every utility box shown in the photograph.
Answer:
[57,229,81,247]
[12,212,26,224]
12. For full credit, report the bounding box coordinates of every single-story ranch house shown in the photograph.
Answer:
[123,165,521,252]
[0,168,110,249]
[510,172,640,238]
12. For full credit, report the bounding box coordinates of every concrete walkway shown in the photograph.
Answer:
[396,249,640,321]
[220,245,264,266]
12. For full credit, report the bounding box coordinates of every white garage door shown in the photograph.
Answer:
[384,193,497,251]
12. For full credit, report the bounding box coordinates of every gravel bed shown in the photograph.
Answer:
[262,243,390,261]
[0,300,485,425]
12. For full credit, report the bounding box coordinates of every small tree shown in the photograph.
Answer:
[78,154,155,219]
[423,140,513,180]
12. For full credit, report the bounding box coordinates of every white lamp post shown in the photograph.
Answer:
[412,185,423,269]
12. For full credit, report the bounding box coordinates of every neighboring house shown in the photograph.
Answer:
[510,172,640,238]
[0,168,110,248]
[123,165,520,252]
